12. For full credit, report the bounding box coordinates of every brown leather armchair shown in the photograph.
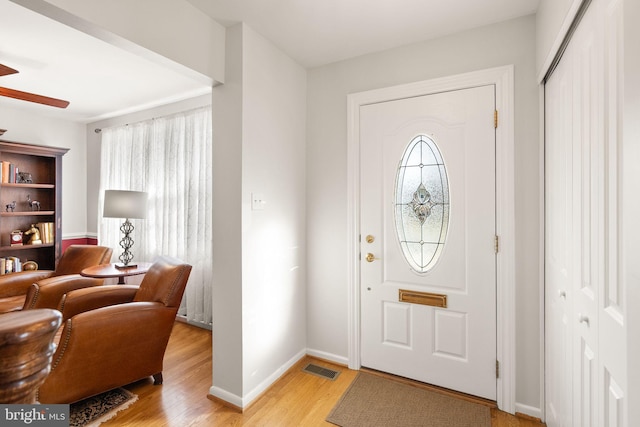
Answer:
[37,256,192,404]
[0,245,113,313]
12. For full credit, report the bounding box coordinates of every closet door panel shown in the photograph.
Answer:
[599,0,626,423]
[544,38,574,427]
[571,6,602,425]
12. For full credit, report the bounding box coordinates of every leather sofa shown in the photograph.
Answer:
[37,256,192,404]
[0,245,112,313]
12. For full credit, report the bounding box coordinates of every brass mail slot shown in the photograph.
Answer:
[399,289,447,308]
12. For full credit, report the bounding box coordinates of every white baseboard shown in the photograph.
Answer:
[208,385,242,408]
[515,402,542,420]
[305,348,349,366]
[209,349,307,410]
[242,349,307,407]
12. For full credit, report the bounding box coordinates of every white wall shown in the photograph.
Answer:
[211,24,244,400]
[241,24,307,400]
[306,15,541,412]
[0,105,87,238]
[211,23,307,407]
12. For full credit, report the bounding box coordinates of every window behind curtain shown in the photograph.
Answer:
[98,105,213,325]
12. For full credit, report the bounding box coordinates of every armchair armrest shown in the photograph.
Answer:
[0,271,54,298]
[59,285,139,321]
[23,274,105,310]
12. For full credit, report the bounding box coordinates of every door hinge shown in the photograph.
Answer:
[494,110,498,128]
[494,235,499,253]
[496,360,500,378]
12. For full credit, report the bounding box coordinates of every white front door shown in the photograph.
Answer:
[359,85,497,400]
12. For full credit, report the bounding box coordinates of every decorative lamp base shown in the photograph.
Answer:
[117,218,136,268]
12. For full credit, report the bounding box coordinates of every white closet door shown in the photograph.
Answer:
[544,0,626,426]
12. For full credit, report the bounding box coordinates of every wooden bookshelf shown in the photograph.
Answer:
[0,140,68,271]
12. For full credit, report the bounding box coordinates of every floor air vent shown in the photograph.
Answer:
[302,363,340,381]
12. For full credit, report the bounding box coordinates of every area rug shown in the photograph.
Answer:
[69,388,138,427]
[326,372,491,427]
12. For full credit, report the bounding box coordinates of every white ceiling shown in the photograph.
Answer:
[188,0,540,68]
[0,0,539,124]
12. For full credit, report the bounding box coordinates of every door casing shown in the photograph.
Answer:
[346,65,516,413]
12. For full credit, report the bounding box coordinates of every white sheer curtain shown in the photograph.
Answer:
[98,106,213,326]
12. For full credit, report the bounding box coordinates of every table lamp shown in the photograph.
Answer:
[103,189,147,269]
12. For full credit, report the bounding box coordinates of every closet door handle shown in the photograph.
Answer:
[558,290,566,299]
[578,314,590,326]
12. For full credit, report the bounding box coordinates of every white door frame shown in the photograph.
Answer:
[346,65,516,413]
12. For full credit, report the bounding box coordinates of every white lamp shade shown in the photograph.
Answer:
[103,190,148,219]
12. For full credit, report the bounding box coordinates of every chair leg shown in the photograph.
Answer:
[153,373,163,385]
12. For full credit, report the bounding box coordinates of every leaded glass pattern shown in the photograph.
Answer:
[395,135,450,273]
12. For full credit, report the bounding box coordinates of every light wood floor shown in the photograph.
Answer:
[104,322,545,426]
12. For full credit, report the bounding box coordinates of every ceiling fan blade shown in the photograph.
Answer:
[0,87,69,109]
[0,64,18,77]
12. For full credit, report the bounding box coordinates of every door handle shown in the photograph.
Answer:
[365,253,378,263]
[578,313,590,326]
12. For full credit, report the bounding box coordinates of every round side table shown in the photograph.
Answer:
[80,262,152,284]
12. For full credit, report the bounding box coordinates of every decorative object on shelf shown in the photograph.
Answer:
[103,190,148,269]
[26,195,40,211]
[24,224,42,245]
[36,222,54,244]
[22,260,38,271]
[16,172,32,184]
[5,201,15,212]
[10,230,22,246]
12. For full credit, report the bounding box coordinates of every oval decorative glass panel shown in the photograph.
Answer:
[394,135,450,273]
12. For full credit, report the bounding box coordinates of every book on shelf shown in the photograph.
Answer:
[1,161,9,183]
[37,222,54,244]
[1,161,20,184]
[0,256,22,274]
[8,164,14,183]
